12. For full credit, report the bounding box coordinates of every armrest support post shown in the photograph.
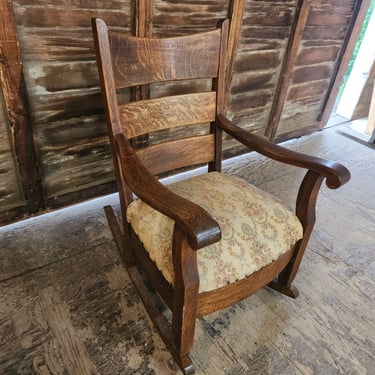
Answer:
[114,133,222,250]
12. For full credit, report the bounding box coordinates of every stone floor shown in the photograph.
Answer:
[1,125,374,374]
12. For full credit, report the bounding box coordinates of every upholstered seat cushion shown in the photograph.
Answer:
[126,172,303,293]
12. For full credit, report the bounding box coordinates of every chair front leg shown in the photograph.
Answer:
[172,224,200,374]
[278,170,324,290]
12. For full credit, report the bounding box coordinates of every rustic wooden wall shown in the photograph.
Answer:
[0,88,26,220]
[0,0,369,225]
[276,0,362,139]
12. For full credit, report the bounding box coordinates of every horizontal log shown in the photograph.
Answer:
[30,88,107,124]
[292,65,331,84]
[303,26,347,41]
[14,0,130,8]
[13,6,131,28]
[229,91,272,111]
[41,138,114,198]
[16,29,123,62]
[307,9,353,26]
[296,46,340,65]
[34,115,107,149]
[234,50,280,72]
[287,80,329,101]
[231,71,275,94]
[240,26,291,40]
[24,61,99,92]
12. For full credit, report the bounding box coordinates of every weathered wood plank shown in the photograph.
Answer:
[38,287,98,375]
[318,0,372,126]
[12,6,131,28]
[0,99,24,211]
[0,0,368,225]
[265,0,311,140]
[0,0,44,214]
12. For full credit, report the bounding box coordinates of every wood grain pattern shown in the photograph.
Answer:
[0,0,44,214]
[0,125,373,374]
[0,95,24,211]
[109,28,221,88]
[265,0,311,140]
[137,134,215,176]
[119,92,216,138]
[0,0,368,225]
[277,0,361,137]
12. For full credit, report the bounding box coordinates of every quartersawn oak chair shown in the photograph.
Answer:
[92,18,350,374]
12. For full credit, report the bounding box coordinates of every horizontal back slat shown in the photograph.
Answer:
[109,28,221,88]
[136,134,215,175]
[119,92,217,138]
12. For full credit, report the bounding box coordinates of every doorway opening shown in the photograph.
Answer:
[328,0,375,142]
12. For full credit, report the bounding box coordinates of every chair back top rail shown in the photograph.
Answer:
[109,28,222,88]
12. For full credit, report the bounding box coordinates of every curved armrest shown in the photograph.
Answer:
[114,133,221,250]
[217,115,350,189]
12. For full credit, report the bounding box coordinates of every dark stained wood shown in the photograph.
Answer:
[119,92,216,138]
[0,0,368,225]
[0,0,44,214]
[109,29,222,89]
[265,0,311,140]
[198,246,296,316]
[137,134,215,176]
[276,0,363,138]
[114,133,221,251]
[93,17,351,373]
[1,124,372,374]
[217,115,350,189]
[224,0,245,110]
[171,225,199,363]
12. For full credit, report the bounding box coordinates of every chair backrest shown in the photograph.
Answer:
[92,18,229,198]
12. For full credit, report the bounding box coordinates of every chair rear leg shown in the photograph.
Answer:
[104,205,136,267]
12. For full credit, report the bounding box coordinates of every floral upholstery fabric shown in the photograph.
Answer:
[126,172,303,293]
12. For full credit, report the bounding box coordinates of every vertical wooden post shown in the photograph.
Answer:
[265,0,311,141]
[0,0,44,213]
[130,0,153,149]
[318,0,372,127]
[224,0,246,112]
[134,0,153,37]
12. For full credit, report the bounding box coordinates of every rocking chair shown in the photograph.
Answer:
[92,18,350,374]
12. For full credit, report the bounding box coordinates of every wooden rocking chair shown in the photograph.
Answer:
[92,18,350,374]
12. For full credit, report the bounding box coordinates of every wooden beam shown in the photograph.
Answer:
[134,0,153,37]
[130,0,154,149]
[265,0,312,141]
[0,0,44,213]
[318,0,372,126]
[225,0,246,112]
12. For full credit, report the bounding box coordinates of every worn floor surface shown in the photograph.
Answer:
[1,125,374,374]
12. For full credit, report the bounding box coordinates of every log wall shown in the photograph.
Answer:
[0,0,368,224]
[0,89,25,219]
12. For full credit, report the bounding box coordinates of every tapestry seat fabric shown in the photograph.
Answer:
[126,172,303,293]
